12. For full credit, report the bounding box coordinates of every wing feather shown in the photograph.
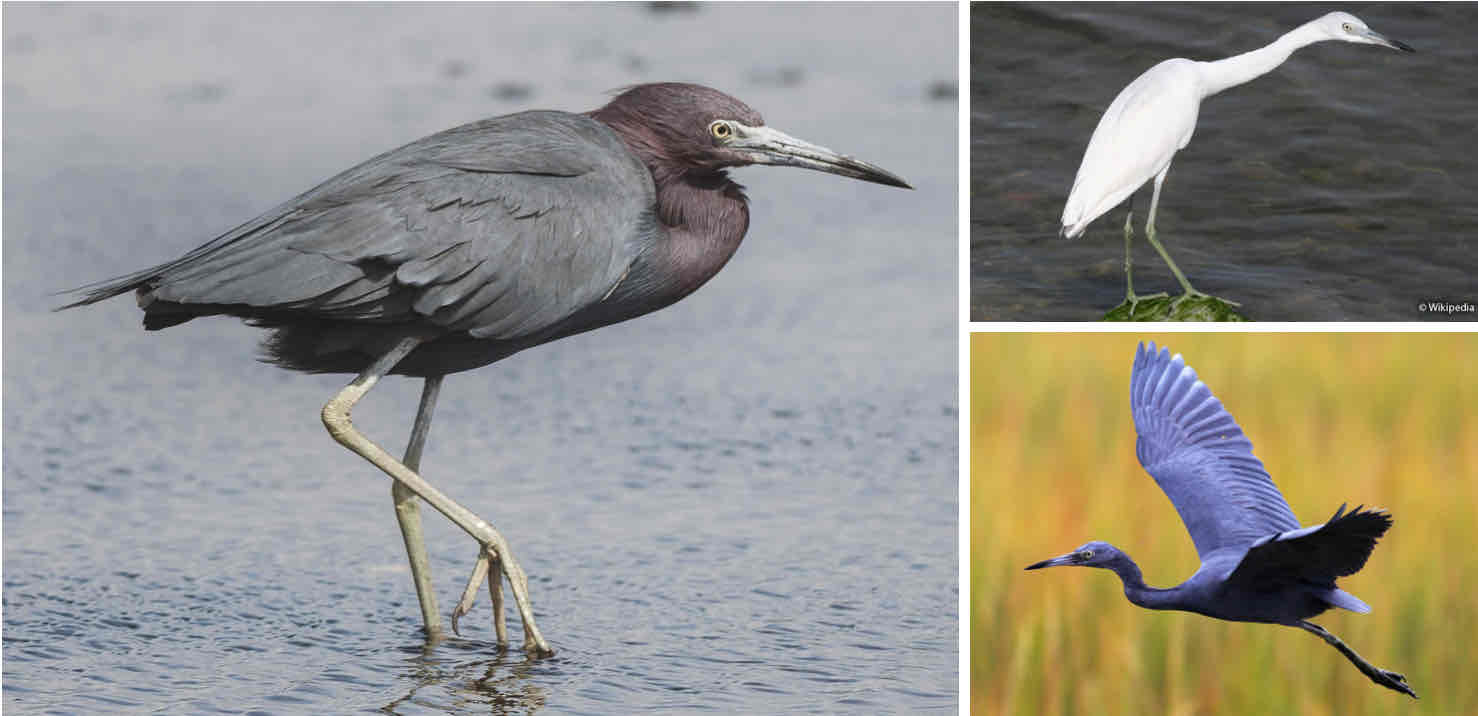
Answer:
[1131,342,1300,560]
[1226,504,1392,588]
[63,110,656,342]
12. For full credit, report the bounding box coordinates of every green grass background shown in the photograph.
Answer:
[971,333,1476,715]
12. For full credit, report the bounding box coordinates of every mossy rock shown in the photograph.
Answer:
[1102,295,1247,322]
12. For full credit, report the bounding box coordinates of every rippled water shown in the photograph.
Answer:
[972,3,1477,320]
[3,3,958,712]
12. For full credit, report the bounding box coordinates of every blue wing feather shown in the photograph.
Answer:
[1131,342,1300,560]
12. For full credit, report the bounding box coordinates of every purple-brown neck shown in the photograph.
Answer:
[589,95,752,300]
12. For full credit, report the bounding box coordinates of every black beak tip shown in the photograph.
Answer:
[1392,38,1416,53]
[867,172,913,190]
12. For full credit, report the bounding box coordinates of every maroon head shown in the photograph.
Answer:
[589,82,910,189]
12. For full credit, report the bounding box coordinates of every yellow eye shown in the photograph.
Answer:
[1080,550,1094,559]
[1342,22,1353,32]
[710,121,732,140]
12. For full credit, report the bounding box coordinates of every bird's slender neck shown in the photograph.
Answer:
[1103,554,1185,611]
[588,107,750,302]
[1197,22,1329,99]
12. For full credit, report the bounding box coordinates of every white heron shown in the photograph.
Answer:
[1060,12,1413,313]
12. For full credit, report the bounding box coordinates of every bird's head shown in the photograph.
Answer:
[590,82,910,188]
[1025,541,1125,571]
[1312,12,1414,52]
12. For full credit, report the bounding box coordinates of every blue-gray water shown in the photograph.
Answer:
[3,3,958,712]
[972,3,1477,320]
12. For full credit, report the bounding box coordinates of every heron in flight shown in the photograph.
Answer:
[1026,342,1415,698]
[61,83,911,655]
[1060,12,1413,313]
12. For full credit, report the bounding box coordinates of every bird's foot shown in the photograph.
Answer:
[1125,291,1168,319]
[1171,290,1241,309]
[451,547,495,638]
[1369,666,1418,699]
[450,541,551,656]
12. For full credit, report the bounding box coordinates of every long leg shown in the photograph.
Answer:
[1297,621,1416,698]
[394,376,443,637]
[1120,194,1166,317]
[322,336,553,655]
[1142,166,1202,297]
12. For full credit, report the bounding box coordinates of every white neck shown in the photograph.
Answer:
[1198,21,1330,99]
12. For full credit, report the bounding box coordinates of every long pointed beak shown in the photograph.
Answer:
[728,123,912,189]
[1362,28,1415,53]
[1024,552,1078,571]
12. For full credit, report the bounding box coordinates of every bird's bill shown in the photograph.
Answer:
[728,124,913,189]
[1024,551,1082,570]
[1362,27,1415,52]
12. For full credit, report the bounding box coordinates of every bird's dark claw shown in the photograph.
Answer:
[1376,669,1417,699]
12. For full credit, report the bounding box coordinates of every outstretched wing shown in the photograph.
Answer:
[1131,342,1300,560]
[1226,504,1391,589]
[62,110,657,342]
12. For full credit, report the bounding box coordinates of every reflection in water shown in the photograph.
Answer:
[387,640,550,714]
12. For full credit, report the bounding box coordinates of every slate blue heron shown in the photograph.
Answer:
[1060,12,1414,312]
[60,82,911,656]
[1026,342,1415,698]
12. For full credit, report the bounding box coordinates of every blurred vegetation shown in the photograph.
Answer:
[971,333,1477,715]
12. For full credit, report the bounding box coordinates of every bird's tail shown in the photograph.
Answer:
[1325,588,1371,614]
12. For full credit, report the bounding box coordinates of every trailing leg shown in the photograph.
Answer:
[1297,621,1415,698]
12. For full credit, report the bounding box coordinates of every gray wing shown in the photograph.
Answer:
[65,110,656,341]
[1131,342,1300,560]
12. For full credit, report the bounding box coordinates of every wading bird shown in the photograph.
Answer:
[1026,342,1415,697]
[1060,12,1413,313]
[61,82,911,655]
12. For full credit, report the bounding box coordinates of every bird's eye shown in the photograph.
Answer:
[1341,22,1353,32]
[1080,550,1094,559]
[709,121,733,140]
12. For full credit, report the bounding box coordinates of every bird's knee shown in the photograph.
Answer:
[321,393,356,441]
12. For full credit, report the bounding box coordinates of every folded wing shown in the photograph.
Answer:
[62,110,657,343]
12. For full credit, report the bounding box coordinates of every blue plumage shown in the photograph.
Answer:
[1027,342,1414,698]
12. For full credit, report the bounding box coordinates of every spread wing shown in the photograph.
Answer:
[1131,342,1300,560]
[1225,504,1391,590]
[63,110,658,341]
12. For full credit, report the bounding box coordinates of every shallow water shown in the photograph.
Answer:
[3,3,958,712]
[971,3,1477,321]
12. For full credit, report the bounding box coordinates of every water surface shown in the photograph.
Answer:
[3,3,958,712]
[972,3,1476,320]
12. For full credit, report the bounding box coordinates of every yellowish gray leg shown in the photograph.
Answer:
[1121,203,1166,317]
[395,375,443,637]
[322,337,552,655]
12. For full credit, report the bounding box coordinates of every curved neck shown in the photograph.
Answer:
[1198,22,1328,99]
[588,108,752,303]
[655,172,750,298]
[1104,554,1184,611]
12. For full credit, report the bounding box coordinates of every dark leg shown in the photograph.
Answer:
[322,337,552,655]
[1297,621,1415,698]
[395,376,443,637]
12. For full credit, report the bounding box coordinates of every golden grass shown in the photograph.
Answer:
[971,333,1478,716]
